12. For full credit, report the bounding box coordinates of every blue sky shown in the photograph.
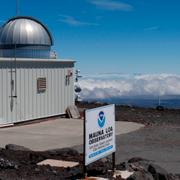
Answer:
[0,0,180,74]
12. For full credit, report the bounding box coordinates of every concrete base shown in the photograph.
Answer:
[0,118,144,151]
[0,123,14,128]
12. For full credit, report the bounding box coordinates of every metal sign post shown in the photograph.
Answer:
[112,152,116,173]
[83,110,87,179]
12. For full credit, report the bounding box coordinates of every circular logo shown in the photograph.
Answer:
[98,111,106,128]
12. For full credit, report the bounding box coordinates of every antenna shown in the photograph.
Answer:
[158,95,161,106]
[16,0,20,16]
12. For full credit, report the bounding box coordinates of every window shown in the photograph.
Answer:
[37,77,46,93]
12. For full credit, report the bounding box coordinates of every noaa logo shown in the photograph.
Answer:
[98,111,106,128]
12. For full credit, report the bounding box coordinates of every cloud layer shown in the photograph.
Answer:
[79,74,180,100]
[89,0,133,11]
[58,15,98,26]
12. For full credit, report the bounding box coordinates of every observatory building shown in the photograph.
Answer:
[0,16,75,125]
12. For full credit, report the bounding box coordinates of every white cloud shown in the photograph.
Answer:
[58,15,98,26]
[79,73,180,100]
[89,0,133,11]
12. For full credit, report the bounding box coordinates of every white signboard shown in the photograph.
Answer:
[85,104,116,165]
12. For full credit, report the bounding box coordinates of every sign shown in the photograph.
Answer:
[85,104,116,165]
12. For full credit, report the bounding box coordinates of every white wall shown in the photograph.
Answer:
[0,60,75,125]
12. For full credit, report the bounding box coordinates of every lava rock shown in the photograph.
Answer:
[46,148,80,157]
[128,157,149,163]
[116,162,127,171]
[87,159,112,176]
[5,144,32,151]
[148,164,168,180]
[0,158,18,169]
[128,161,150,172]
[120,157,170,180]
[127,171,154,180]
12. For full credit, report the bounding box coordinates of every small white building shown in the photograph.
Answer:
[0,16,75,125]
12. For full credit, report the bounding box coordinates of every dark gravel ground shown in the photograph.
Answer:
[76,101,180,126]
[0,147,83,180]
[115,125,180,174]
[0,145,179,180]
[0,146,118,180]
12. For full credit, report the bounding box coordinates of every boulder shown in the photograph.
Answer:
[116,162,127,171]
[128,157,149,163]
[5,144,32,151]
[127,171,154,180]
[0,158,18,169]
[148,164,168,180]
[45,148,80,157]
[117,157,170,180]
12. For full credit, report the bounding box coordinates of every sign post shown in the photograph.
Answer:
[83,104,116,177]
[83,110,87,178]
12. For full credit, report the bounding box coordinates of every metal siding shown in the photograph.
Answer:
[54,68,59,115]
[47,68,51,116]
[56,69,60,113]
[63,67,66,112]
[61,68,65,112]
[0,68,2,123]
[0,68,4,124]
[40,67,43,117]
[25,69,29,120]
[36,66,41,119]
[44,67,48,117]
[4,68,8,123]
[23,68,26,120]
[54,68,57,114]
[32,68,35,119]
[29,67,33,119]
[16,68,22,121]
[0,60,74,125]
[0,68,6,124]
[59,69,62,112]
[54,68,57,113]
[52,68,56,115]
[0,17,52,46]
[50,67,54,115]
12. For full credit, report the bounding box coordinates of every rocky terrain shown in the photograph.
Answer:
[76,101,180,126]
[0,144,179,180]
[0,102,179,179]
[76,102,180,179]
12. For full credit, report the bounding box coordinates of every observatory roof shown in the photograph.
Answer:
[0,16,53,46]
